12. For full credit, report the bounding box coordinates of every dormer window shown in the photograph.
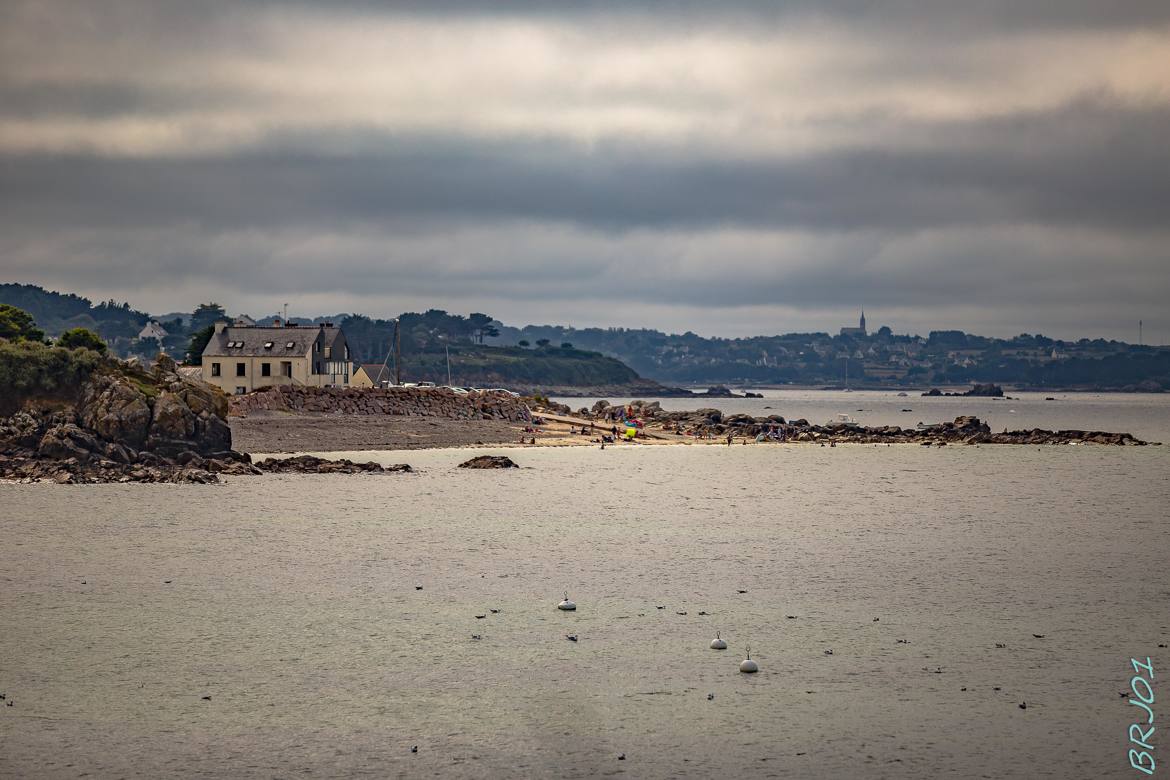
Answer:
[263,341,274,349]
[286,341,295,349]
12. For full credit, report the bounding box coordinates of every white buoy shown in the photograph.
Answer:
[739,646,759,673]
[558,592,576,611]
[710,632,728,650]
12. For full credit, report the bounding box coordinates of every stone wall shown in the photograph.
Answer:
[230,385,532,422]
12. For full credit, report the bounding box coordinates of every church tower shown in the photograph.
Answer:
[859,310,866,334]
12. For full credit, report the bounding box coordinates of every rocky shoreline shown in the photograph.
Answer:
[3,354,1156,485]
[0,357,416,484]
[541,399,1156,446]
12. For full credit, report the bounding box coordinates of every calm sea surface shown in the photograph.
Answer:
[2,394,1169,778]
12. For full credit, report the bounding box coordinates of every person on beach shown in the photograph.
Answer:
[726,433,733,446]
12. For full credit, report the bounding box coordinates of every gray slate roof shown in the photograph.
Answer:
[323,326,344,349]
[204,326,318,358]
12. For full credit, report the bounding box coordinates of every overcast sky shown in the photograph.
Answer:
[1,1,1168,342]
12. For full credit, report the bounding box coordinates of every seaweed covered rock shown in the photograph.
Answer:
[459,455,519,469]
[254,455,411,474]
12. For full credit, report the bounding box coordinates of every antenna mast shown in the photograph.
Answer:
[394,318,402,385]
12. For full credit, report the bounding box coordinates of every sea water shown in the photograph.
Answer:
[1,418,1168,778]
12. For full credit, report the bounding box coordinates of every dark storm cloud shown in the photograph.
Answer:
[0,0,1168,339]
[50,0,1170,32]
[4,96,1168,235]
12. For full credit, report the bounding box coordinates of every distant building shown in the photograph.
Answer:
[234,314,257,327]
[352,363,394,388]
[200,319,352,395]
[840,311,867,337]
[137,320,169,341]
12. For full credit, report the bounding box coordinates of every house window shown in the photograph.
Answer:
[261,362,271,377]
[281,361,292,377]
[235,386,246,395]
[211,362,221,377]
[236,362,246,377]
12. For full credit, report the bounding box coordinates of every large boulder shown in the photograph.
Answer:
[964,383,1004,397]
[459,455,519,469]
[952,416,991,434]
[37,423,104,461]
[695,408,723,424]
[150,392,196,440]
[80,376,152,449]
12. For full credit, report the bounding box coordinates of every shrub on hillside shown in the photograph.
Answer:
[57,327,108,353]
[0,339,106,415]
[0,303,45,342]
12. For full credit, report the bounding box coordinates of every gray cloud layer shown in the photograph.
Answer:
[1,1,1168,340]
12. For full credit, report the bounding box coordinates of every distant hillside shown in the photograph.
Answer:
[486,321,1170,391]
[0,283,148,344]
[398,344,679,395]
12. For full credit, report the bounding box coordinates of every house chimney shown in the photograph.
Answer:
[272,317,281,328]
[213,320,228,335]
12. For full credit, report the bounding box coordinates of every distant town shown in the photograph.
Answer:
[2,283,1167,392]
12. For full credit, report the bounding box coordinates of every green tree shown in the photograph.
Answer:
[560,342,573,349]
[0,304,45,342]
[186,325,215,365]
[190,303,227,333]
[467,313,501,344]
[518,340,530,348]
[57,327,108,353]
[535,338,551,348]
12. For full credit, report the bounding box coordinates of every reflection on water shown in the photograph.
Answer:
[554,390,1170,443]
[2,444,1168,778]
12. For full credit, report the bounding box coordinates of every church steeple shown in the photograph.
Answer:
[859,310,866,334]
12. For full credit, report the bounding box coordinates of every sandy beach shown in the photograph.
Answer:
[227,410,639,453]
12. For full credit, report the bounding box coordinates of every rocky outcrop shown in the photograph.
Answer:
[80,376,153,449]
[253,455,411,474]
[922,384,1005,398]
[459,455,519,469]
[231,385,531,422]
[965,383,1005,397]
[567,401,1151,446]
[1,357,415,483]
